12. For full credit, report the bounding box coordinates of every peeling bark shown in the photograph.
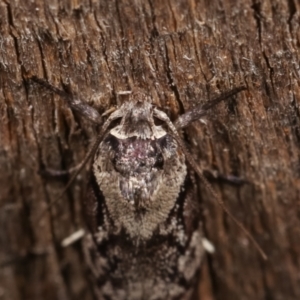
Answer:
[0,1,299,300]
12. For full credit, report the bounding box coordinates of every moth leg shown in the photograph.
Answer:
[61,229,85,247]
[30,76,103,125]
[39,164,82,179]
[0,250,48,268]
[101,106,116,117]
[174,86,246,129]
[203,169,249,186]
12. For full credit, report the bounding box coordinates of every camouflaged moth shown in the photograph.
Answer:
[32,77,264,300]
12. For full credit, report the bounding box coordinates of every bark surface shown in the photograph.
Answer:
[0,1,299,300]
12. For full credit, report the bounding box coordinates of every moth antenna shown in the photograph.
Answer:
[153,108,267,260]
[37,107,124,223]
[30,76,103,125]
[174,86,247,129]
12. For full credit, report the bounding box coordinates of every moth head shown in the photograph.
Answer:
[110,90,166,140]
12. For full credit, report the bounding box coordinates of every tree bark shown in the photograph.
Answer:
[0,0,299,300]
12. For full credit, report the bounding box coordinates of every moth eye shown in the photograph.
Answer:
[153,153,164,169]
[104,134,119,150]
[153,116,164,126]
[107,117,122,130]
[157,135,170,149]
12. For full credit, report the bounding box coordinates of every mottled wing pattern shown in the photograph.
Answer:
[83,173,204,300]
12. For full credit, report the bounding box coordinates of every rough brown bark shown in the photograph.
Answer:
[0,0,299,300]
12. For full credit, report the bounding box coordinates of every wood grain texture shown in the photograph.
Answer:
[0,0,299,300]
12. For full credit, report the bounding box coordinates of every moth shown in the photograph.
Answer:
[31,77,263,300]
